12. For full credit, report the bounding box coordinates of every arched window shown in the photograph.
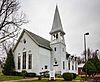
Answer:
[23,52,26,69]
[18,56,21,69]
[28,54,32,69]
[68,59,70,70]
[53,34,55,38]
[56,33,58,39]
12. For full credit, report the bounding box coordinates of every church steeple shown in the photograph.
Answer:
[50,5,65,35]
[50,6,66,75]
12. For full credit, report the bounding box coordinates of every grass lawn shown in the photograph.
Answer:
[19,76,81,82]
[19,80,75,82]
[0,72,81,82]
[75,75,81,80]
[0,72,23,81]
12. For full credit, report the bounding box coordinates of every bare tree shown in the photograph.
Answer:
[0,0,26,30]
[77,57,82,64]
[0,0,27,40]
[0,26,21,55]
[81,48,92,62]
[92,50,99,59]
[0,0,27,56]
[80,48,99,63]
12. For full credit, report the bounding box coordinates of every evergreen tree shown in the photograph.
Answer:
[2,49,15,75]
[88,58,100,74]
[82,61,96,77]
[82,49,100,75]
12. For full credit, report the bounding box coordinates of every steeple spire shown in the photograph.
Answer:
[50,5,65,35]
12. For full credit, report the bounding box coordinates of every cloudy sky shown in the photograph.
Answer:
[20,0,100,56]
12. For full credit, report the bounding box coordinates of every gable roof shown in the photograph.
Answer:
[13,29,51,51]
[25,29,51,50]
[50,5,65,35]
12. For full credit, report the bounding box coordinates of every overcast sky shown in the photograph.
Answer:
[20,0,100,56]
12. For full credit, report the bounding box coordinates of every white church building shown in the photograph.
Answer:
[13,6,78,75]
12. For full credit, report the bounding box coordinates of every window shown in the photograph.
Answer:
[72,61,74,70]
[53,34,55,38]
[54,47,56,51]
[23,39,26,44]
[75,62,77,70]
[68,60,70,70]
[54,58,57,64]
[56,33,58,39]
[63,61,65,70]
[28,54,32,69]
[53,35,55,39]
[72,65,74,70]
[45,65,48,69]
[18,56,21,69]
[55,61,57,64]
[23,52,26,69]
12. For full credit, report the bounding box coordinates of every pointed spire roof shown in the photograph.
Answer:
[50,5,65,35]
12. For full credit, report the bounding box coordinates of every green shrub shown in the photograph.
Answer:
[82,60,96,76]
[26,73,36,77]
[55,74,62,78]
[11,71,21,76]
[11,71,36,77]
[62,72,73,81]
[72,73,77,79]
[14,72,22,76]
[21,70,27,78]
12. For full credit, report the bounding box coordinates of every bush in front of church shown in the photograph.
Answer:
[11,71,36,77]
[62,72,73,81]
[72,73,77,79]
[26,73,36,77]
[21,70,27,78]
